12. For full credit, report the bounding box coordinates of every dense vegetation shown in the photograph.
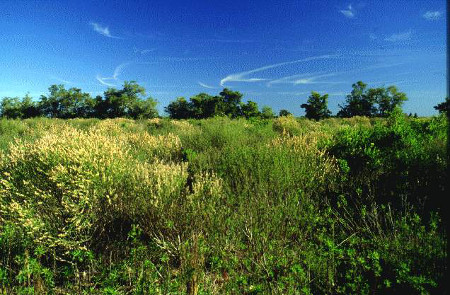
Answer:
[1,80,409,121]
[0,82,158,120]
[0,108,447,294]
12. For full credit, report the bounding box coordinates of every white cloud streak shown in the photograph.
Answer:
[423,11,442,20]
[90,22,121,39]
[113,62,132,79]
[340,4,355,18]
[268,72,345,86]
[385,30,412,42]
[267,62,406,87]
[198,82,217,89]
[96,61,158,87]
[96,62,131,87]
[220,54,338,87]
[96,75,117,87]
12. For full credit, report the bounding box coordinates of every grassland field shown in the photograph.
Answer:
[0,113,447,294]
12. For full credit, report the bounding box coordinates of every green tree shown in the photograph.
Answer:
[301,91,331,120]
[434,97,449,114]
[129,97,159,119]
[337,81,376,117]
[241,101,261,118]
[190,93,219,118]
[165,97,192,119]
[0,97,22,118]
[20,94,41,118]
[261,106,275,119]
[219,88,243,118]
[0,94,40,119]
[374,86,408,116]
[100,81,158,118]
[166,88,244,119]
[39,85,93,118]
[278,109,292,117]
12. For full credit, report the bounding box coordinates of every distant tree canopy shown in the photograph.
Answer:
[0,94,40,119]
[337,81,408,118]
[39,85,94,118]
[261,106,275,119]
[0,80,418,120]
[0,81,158,119]
[434,97,449,114]
[301,91,331,120]
[165,88,265,119]
[278,109,292,117]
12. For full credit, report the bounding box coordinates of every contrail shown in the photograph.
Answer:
[220,54,339,86]
[198,82,217,89]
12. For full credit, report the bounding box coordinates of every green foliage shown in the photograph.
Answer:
[338,81,376,117]
[97,81,158,119]
[434,97,449,114]
[260,106,275,119]
[301,91,331,120]
[0,82,158,120]
[278,109,292,117]
[0,116,447,294]
[166,89,262,120]
[39,84,94,118]
[375,86,408,117]
[241,101,261,119]
[0,95,40,119]
[165,97,192,119]
[326,107,447,209]
[338,81,408,118]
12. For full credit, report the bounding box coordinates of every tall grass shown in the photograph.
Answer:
[0,114,447,294]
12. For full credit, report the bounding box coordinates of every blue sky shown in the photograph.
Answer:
[0,0,446,116]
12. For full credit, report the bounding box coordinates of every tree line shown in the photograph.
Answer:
[165,88,280,119]
[0,81,158,119]
[0,80,446,120]
[300,81,409,120]
[165,81,410,120]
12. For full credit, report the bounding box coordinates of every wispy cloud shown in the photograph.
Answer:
[294,78,345,85]
[220,54,338,86]
[268,72,340,86]
[96,75,117,87]
[112,62,132,79]
[50,76,72,84]
[340,4,355,18]
[423,11,442,20]
[96,62,132,87]
[385,30,412,42]
[198,82,217,89]
[268,62,406,87]
[268,72,323,86]
[90,22,121,39]
[95,61,158,87]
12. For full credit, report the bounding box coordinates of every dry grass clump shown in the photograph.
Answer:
[170,119,202,139]
[0,123,188,259]
[268,134,338,191]
[273,115,322,136]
